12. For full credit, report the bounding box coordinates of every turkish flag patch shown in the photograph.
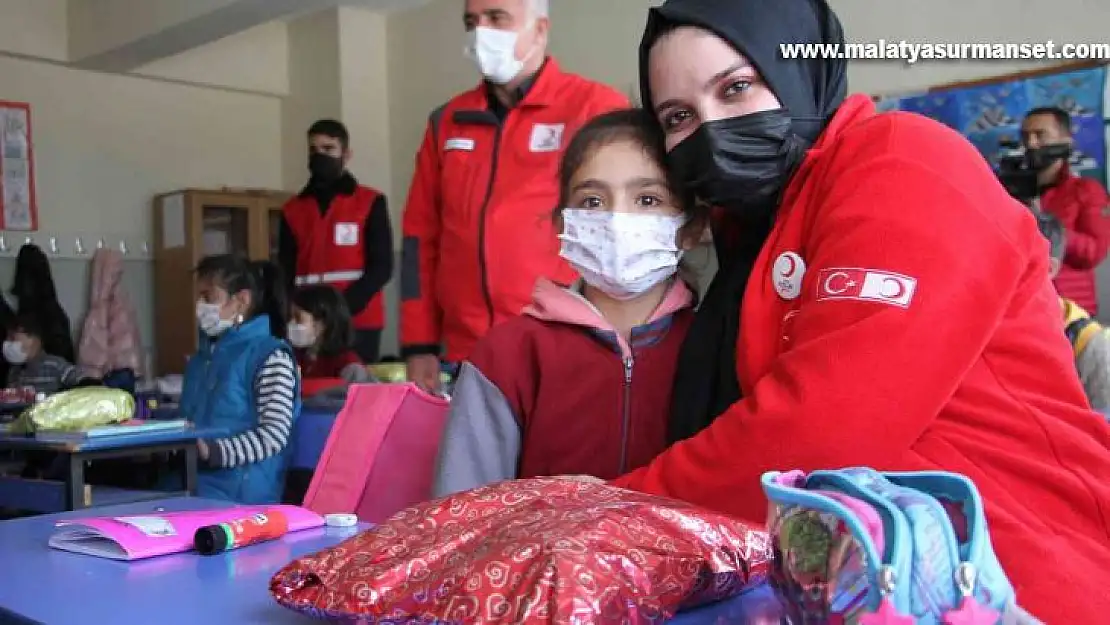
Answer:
[815,268,917,308]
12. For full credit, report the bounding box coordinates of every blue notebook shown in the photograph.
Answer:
[35,419,190,441]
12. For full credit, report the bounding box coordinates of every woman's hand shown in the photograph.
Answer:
[197,439,210,462]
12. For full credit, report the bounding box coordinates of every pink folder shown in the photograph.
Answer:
[302,383,450,524]
[48,505,324,560]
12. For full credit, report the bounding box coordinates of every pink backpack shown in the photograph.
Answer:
[302,383,450,524]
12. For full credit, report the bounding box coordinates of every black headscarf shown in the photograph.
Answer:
[639,0,849,442]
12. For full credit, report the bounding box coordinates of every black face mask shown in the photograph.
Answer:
[1027,143,1072,172]
[666,109,809,215]
[308,152,344,182]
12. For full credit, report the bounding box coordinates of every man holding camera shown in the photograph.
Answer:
[1021,106,1110,315]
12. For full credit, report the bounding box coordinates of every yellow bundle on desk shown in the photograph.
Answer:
[11,387,134,433]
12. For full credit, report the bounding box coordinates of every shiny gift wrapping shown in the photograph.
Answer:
[271,478,772,623]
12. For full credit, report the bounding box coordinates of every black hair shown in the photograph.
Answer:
[292,285,353,357]
[9,312,42,338]
[1035,211,1066,261]
[195,255,288,339]
[307,119,350,150]
[1025,106,1072,135]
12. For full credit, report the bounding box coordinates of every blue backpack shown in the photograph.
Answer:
[761,468,1033,624]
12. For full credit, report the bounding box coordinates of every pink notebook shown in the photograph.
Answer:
[48,505,325,560]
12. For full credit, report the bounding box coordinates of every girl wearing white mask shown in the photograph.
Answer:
[180,255,301,503]
[289,285,370,384]
[433,109,707,497]
[3,313,79,394]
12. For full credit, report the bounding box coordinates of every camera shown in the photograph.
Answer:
[996,139,1071,204]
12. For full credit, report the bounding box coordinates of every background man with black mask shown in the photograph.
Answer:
[1021,106,1110,315]
[279,119,394,363]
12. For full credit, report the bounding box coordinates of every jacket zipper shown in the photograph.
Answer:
[475,123,504,328]
[617,355,634,474]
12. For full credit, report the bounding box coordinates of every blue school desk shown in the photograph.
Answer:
[0,426,225,512]
[0,497,774,624]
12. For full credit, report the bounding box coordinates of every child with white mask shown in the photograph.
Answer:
[288,285,371,383]
[433,109,708,497]
[181,255,301,504]
[3,313,80,394]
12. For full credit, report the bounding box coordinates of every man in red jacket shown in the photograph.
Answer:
[399,0,628,389]
[279,119,393,363]
[1021,106,1110,315]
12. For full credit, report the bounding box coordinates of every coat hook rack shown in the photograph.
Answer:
[0,236,6,253]
[119,240,128,255]
[74,238,84,255]
[23,235,33,246]
[96,238,104,249]
[49,237,58,254]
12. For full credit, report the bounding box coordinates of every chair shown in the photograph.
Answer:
[301,383,450,523]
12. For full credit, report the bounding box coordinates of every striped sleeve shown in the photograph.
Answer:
[204,349,297,469]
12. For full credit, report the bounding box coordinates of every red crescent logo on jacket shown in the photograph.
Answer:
[816,267,917,308]
[772,252,806,300]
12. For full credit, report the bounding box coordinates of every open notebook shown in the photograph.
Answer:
[48,505,325,560]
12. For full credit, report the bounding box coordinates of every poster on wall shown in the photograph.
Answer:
[0,100,37,231]
[875,65,1108,185]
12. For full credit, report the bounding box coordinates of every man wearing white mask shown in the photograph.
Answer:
[399,0,628,390]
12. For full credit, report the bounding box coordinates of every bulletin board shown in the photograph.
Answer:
[0,100,38,231]
[874,62,1109,185]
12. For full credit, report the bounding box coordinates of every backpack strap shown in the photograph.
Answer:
[1065,316,1100,357]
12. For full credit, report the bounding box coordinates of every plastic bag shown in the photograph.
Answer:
[16,387,134,432]
[271,477,772,623]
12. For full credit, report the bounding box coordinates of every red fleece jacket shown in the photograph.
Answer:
[1041,165,1110,315]
[611,95,1110,623]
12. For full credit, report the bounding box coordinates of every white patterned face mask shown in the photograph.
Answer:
[558,209,686,300]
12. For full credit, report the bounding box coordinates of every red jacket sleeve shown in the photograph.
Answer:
[400,118,444,356]
[611,151,1031,524]
[1062,178,1110,270]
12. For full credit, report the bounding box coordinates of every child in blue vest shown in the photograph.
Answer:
[181,255,301,503]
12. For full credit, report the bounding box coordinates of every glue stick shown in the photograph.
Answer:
[194,509,288,555]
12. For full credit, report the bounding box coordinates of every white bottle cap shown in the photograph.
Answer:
[324,513,358,528]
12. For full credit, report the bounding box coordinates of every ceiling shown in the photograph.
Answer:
[66,0,429,72]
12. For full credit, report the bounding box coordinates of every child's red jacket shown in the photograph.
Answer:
[611,95,1110,623]
[433,278,693,497]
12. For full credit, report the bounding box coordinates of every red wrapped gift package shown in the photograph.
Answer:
[271,478,772,623]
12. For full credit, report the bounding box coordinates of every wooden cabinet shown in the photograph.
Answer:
[152,189,290,374]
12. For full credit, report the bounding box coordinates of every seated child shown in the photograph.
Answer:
[182,255,301,504]
[433,108,707,497]
[1037,213,1110,412]
[289,285,370,383]
[4,313,79,394]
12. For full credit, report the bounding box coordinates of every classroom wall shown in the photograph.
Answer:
[0,0,287,372]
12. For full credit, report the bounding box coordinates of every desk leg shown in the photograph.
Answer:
[66,454,87,510]
[183,446,198,495]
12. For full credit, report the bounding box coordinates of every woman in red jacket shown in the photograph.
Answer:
[607,0,1110,621]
